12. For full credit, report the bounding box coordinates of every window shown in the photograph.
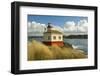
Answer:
[53,36,56,40]
[59,36,61,40]
[48,36,51,40]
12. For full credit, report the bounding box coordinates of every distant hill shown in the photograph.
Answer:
[28,35,88,39]
[64,35,88,39]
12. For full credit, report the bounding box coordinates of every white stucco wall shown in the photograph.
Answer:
[51,34,63,41]
[43,33,63,42]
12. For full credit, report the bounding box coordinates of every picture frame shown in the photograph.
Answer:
[11,1,98,74]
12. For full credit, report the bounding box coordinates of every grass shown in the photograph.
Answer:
[28,39,87,61]
[28,40,53,60]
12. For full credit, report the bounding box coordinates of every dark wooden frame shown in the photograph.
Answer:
[11,1,98,74]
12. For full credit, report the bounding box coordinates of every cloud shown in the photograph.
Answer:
[28,21,47,36]
[63,20,88,33]
[28,19,88,36]
[64,21,77,32]
[51,24,64,32]
[77,20,88,32]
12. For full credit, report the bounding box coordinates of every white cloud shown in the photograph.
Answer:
[63,20,88,33]
[51,24,64,32]
[64,21,77,32]
[28,19,88,36]
[77,20,88,32]
[28,21,47,36]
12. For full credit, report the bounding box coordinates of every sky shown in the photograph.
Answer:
[28,15,88,28]
[28,15,88,36]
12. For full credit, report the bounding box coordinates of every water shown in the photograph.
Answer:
[64,38,88,53]
[28,37,88,54]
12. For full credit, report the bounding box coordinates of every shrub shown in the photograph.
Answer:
[49,45,64,59]
[28,39,87,61]
[28,40,53,60]
[28,42,35,60]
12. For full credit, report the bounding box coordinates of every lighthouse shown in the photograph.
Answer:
[43,23,64,47]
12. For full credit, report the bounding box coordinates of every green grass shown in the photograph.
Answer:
[28,40,87,61]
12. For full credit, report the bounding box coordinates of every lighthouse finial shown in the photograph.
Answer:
[47,23,52,28]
